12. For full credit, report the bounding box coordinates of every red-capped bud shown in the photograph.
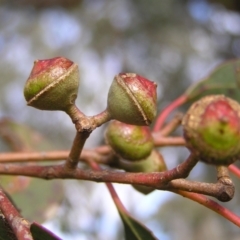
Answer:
[182,95,240,165]
[24,57,79,111]
[105,120,154,161]
[107,73,157,126]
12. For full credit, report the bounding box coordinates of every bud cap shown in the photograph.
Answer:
[24,57,79,111]
[107,73,157,126]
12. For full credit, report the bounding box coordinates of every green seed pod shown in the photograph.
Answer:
[182,95,240,165]
[119,150,167,194]
[24,57,79,111]
[105,120,154,161]
[107,73,157,126]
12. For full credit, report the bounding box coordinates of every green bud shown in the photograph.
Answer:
[24,57,79,111]
[105,120,154,161]
[182,95,240,165]
[107,73,157,126]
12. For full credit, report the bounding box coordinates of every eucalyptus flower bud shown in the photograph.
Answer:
[182,95,240,165]
[24,57,79,111]
[105,120,154,161]
[107,73,157,126]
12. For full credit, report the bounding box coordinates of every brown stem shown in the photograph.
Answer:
[166,178,234,202]
[0,147,113,164]
[217,165,230,178]
[161,153,199,182]
[64,131,90,170]
[0,187,32,240]
[93,109,112,127]
[0,154,198,188]
[217,165,233,186]
[66,104,85,123]
[0,164,172,186]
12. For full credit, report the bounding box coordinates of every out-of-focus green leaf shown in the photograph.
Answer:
[0,214,16,240]
[0,118,52,152]
[184,59,240,103]
[30,222,62,240]
[0,118,64,223]
[118,208,157,240]
[11,179,64,223]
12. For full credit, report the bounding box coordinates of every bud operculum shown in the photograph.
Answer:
[24,57,79,111]
[107,73,157,126]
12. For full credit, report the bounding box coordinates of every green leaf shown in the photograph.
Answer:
[117,207,157,240]
[184,59,240,103]
[0,119,64,223]
[30,222,61,240]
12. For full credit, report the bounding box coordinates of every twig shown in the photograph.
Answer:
[0,187,33,240]
[229,164,240,178]
[153,94,187,132]
[173,190,240,227]
[64,131,91,170]
[0,154,198,189]
[156,113,183,137]
[161,153,198,182]
[0,147,112,164]
[89,160,128,212]
[166,178,234,202]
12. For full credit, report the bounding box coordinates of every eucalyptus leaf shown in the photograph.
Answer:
[185,59,240,103]
[0,119,64,223]
[30,222,62,240]
[118,208,157,240]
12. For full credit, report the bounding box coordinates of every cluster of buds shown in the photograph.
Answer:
[24,57,162,194]
[24,57,157,126]
[24,57,240,194]
[105,120,166,194]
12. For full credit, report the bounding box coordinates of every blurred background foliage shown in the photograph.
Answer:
[0,0,240,239]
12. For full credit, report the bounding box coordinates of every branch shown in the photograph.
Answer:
[0,154,198,189]
[0,187,32,240]
[167,178,234,202]
[0,146,112,164]
[64,131,91,170]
